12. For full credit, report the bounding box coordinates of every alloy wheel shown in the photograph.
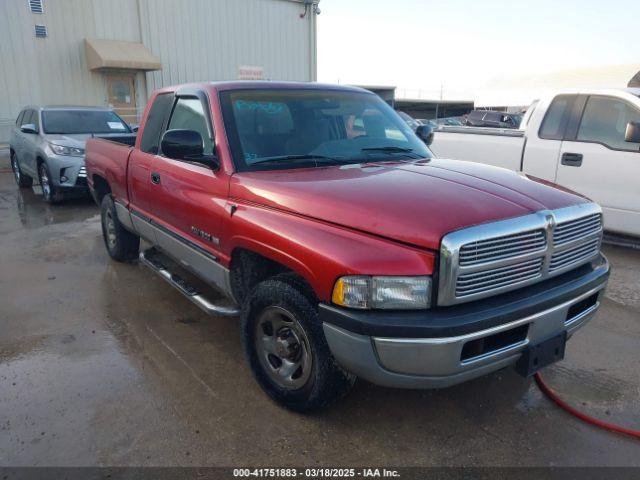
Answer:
[11,154,21,185]
[39,164,51,201]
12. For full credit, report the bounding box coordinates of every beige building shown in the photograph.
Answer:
[0,0,319,142]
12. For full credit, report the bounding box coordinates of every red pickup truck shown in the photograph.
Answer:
[86,82,610,411]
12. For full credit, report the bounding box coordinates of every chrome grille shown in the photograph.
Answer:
[456,258,543,297]
[77,166,87,178]
[550,238,600,273]
[438,203,603,306]
[553,213,602,245]
[459,229,546,266]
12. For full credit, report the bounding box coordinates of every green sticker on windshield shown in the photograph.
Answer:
[235,100,284,114]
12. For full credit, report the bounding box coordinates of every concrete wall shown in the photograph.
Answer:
[0,0,317,142]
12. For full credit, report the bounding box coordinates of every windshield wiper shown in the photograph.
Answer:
[360,146,422,159]
[250,154,350,166]
[361,146,414,153]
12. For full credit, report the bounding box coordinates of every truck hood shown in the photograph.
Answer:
[230,158,589,250]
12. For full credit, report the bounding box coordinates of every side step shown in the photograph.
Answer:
[139,248,240,317]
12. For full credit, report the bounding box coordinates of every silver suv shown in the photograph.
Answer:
[9,106,132,203]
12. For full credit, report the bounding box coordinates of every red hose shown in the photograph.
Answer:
[534,372,640,440]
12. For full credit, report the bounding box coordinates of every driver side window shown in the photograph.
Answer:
[167,98,213,155]
[577,96,640,151]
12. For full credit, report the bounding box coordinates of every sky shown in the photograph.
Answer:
[317,0,639,99]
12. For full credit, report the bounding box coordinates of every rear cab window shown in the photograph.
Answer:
[539,95,575,140]
[140,93,174,154]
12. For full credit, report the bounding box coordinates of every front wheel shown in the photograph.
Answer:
[100,194,140,262]
[241,274,355,412]
[10,152,33,188]
[38,162,62,203]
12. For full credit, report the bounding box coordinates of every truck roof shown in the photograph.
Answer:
[156,81,373,95]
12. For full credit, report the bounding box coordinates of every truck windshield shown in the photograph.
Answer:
[42,110,130,134]
[220,89,432,171]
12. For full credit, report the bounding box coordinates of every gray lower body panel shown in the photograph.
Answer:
[323,285,605,389]
[122,207,234,299]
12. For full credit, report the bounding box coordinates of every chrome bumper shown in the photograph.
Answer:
[323,284,606,389]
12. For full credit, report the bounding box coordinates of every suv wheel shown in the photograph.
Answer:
[10,152,33,188]
[100,194,140,262]
[38,162,62,203]
[241,274,355,412]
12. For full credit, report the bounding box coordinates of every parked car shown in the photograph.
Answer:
[464,110,521,128]
[9,106,133,203]
[417,119,438,128]
[396,110,421,131]
[434,116,466,127]
[431,88,640,237]
[85,82,609,411]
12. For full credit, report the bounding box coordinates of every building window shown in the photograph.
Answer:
[29,0,44,14]
[34,24,47,38]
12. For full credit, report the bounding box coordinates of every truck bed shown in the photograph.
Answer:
[85,137,134,203]
[93,132,137,146]
[430,126,525,171]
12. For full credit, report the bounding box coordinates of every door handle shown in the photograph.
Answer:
[150,172,161,184]
[561,152,583,167]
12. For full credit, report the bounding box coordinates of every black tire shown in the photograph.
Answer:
[38,161,63,203]
[10,151,33,188]
[100,194,140,262]
[241,274,355,412]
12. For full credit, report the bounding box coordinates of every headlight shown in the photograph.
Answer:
[49,143,84,157]
[332,276,431,310]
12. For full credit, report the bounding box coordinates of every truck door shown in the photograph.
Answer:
[521,94,578,182]
[149,93,231,288]
[128,92,174,241]
[556,94,640,236]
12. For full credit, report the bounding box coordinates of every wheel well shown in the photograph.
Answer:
[230,249,313,304]
[92,175,111,205]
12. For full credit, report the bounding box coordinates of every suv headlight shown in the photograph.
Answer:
[332,276,431,310]
[49,143,84,157]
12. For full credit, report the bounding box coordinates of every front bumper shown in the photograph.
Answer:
[320,255,609,389]
[46,154,87,189]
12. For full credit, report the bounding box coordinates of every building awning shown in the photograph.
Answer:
[84,39,161,71]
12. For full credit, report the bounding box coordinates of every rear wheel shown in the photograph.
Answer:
[100,194,140,262]
[241,274,355,412]
[10,152,33,188]
[38,162,62,203]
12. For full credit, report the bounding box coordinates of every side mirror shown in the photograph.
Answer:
[415,124,434,146]
[129,123,139,133]
[624,121,640,144]
[161,129,219,169]
[20,123,38,134]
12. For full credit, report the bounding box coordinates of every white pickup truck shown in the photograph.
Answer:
[431,88,640,237]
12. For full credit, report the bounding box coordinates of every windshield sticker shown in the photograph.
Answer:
[235,100,284,115]
[244,152,258,162]
[107,122,126,130]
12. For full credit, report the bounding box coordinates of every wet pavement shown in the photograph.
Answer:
[0,149,638,467]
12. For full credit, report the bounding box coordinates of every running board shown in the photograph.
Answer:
[139,248,240,317]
